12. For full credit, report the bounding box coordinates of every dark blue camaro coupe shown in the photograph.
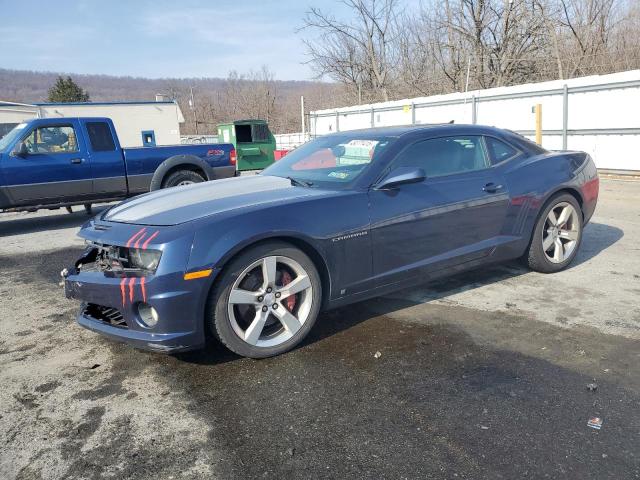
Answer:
[64,125,599,358]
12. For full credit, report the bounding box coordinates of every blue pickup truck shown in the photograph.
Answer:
[0,117,236,213]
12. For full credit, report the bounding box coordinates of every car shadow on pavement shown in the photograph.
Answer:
[0,205,109,237]
[570,221,624,268]
[176,340,243,366]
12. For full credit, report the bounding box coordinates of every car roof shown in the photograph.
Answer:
[30,117,112,123]
[323,124,505,138]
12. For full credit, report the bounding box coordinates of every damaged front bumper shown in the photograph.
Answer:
[63,224,214,353]
[64,270,205,352]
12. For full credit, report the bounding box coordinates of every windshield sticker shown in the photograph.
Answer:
[328,171,350,179]
[345,139,379,148]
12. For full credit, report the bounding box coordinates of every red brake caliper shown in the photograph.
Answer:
[281,271,296,311]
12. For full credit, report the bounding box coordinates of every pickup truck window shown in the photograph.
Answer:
[0,123,27,150]
[86,122,116,151]
[0,123,18,139]
[24,125,79,154]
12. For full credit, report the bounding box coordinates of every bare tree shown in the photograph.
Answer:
[432,0,548,89]
[301,0,400,102]
[556,0,617,76]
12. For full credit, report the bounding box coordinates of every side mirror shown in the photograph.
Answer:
[375,167,426,190]
[13,142,28,158]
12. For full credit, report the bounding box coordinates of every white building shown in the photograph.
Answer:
[310,70,640,173]
[0,99,185,147]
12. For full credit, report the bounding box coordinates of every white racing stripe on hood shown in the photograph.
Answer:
[105,175,292,223]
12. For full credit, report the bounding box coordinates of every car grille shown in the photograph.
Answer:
[83,303,128,329]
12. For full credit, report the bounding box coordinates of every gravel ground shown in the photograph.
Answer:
[0,178,639,479]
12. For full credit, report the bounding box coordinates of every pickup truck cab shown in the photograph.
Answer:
[0,117,236,212]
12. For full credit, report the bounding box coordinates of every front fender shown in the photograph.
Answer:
[187,219,330,301]
[149,155,214,191]
[188,214,329,275]
[185,191,372,304]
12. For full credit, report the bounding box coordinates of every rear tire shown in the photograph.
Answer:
[162,170,205,188]
[206,241,322,358]
[525,193,583,273]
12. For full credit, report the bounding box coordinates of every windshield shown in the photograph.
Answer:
[0,123,28,151]
[262,134,395,188]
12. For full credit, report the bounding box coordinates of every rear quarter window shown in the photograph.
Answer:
[485,137,519,165]
[86,122,116,152]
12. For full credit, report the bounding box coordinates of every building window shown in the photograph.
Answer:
[141,130,156,147]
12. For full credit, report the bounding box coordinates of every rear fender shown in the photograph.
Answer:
[150,155,213,190]
[502,151,582,246]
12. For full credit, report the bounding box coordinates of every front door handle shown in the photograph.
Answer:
[70,158,84,164]
[483,182,503,193]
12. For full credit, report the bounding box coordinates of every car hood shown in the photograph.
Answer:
[103,175,324,226]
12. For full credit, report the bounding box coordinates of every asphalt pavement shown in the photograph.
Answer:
[1,178,639,479]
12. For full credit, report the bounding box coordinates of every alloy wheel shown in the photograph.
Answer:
[542,201,580,263]
[227,256,313,347]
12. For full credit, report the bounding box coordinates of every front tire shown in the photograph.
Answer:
[525,193,583,273]
[207,242,322,358]
[162,169,205,188]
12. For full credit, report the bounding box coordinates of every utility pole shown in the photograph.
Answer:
[300,96,305,136]
[464,56,471,94]
[535,104,543,145]
[189,86,198,135]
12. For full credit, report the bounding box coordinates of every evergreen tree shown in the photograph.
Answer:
[47,76,90,102]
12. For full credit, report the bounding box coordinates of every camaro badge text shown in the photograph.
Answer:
[332,231,368,242]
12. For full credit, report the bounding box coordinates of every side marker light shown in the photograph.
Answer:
[184,269,213,281]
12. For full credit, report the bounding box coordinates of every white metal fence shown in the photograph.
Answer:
[274,132,310,150]
[180,135,218,144]
[310,70,640,172]
[181,133,311,151]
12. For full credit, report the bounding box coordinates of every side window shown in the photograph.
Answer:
[24,125,78,154]
[86,122,116,152]
[393,136,488,178]
[485,137,518,165]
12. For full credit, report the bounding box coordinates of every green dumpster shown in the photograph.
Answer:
[217,120,276,172]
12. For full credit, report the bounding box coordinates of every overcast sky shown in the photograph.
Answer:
[0,0,371,81]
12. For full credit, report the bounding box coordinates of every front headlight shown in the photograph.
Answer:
[126,248,162,272]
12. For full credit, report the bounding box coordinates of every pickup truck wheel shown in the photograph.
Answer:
[84,204,92,215]
[162,170,205,188]
[207,241,322,358]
